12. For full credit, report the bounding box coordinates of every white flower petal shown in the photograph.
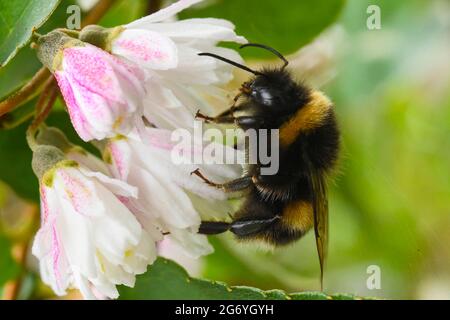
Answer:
[126,0,203,27]
[113,29,178,70]
[67,149,110,175]
[55,190,98,278]
[128,165,199,229]
[141,20,246,44]
[96,254,135,287]
[81,168,138,198]
[73,269,98,300]
[166,229,214,259]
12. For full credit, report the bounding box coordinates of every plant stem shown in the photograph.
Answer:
[0,111,31,130]
[26,79,58,151]
[31,32,42,43]
[0,68,50,117]
[34,76,55,116]
[32,85,58,130]
[81,0,115,28]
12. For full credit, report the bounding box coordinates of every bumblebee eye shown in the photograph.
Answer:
[252,88,275,106]
[260,89,272,102]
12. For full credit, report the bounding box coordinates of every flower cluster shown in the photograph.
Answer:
[31,0,245,299]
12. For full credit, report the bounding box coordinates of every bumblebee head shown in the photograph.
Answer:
[242,70,309,116]
[199,44,310,118]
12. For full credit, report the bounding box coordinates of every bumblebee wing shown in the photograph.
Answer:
[308,167,329,290]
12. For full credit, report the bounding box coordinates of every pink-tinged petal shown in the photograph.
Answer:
[33,227,69,296]
[145,128,174,150]
[107,139,132,181]
[126,0,203,27]
[33,204,71,297]
[55,168,100,217]
[112,29,178,70]
[64,72,117,138]
[54,40,148,142]
[50,222,64,291]
[132,124,174,151]
[111,61,145,116]
[40,186,51,224]
[109,52,146,85]
[62,45,123,103]
[55,71,91,141]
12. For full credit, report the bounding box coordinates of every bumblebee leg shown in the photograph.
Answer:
[197,93,244,122]
[198,216,280,236]
[230,215,280,236]
[190,169,253,192]
[195,110,235,124]
[195,109,264,129]
[215,96,245,118]
[216,108,235,118]
[198,221,231,235]
[221,176,253,192]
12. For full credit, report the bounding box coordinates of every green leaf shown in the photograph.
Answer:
[0,119,38,201]
[290,291,329,300]
[179,0,346,58]
[118,258,364,300]
[0,45,39,100]
[0,235,19,287]
[99,0,147,28]
[0,0,61,66]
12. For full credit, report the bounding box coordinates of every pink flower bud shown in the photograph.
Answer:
[55,45,146,141]
[36,31,147,142]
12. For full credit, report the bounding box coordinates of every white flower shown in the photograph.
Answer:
[109,0,247,129]
[104,127,240,258]
[32,157,159,299]
[65,146,110,176]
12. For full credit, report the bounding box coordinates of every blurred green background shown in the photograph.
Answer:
[1,0,449,299]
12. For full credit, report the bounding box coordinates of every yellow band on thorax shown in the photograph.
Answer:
[279,91,332,147]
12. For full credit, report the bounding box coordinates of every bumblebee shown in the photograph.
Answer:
[192,44,340,286]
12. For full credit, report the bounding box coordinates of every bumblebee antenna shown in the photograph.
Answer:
[240,43,289,70]
[198,52,263,76]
